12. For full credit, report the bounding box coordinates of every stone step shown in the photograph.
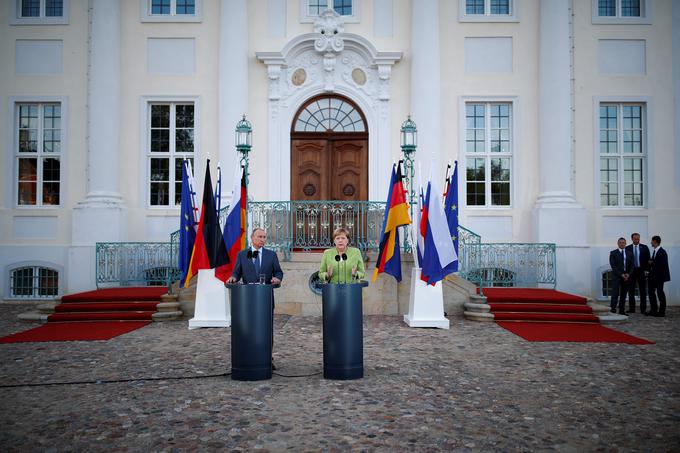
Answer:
[152,311,183,321]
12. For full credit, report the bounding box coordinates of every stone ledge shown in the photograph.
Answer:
[17,312,49,323]
[152,311,183,321]
[464,302,490,313]
[469,294,487,304]
[588,302,611,314]
[156,302,181,312]
[38,303,57,314]
[463,311,495,322]
[598,313,629,324]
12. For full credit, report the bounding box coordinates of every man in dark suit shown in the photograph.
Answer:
[609,237,633,315]
[625,232,651,314]
[227,227,284,368]
[228,228,283,286]
[648,235,671,317]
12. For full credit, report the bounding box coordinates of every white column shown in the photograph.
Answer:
[674,0,680,190]
[535,0,576,206]
[218,0,249,192]
[533,0,588,297]
[410,0,441,181]
[70,0,125,292]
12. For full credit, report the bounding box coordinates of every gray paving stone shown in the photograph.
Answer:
[0,305,678,452]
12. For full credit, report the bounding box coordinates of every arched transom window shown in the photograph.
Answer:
[294,97,366,132]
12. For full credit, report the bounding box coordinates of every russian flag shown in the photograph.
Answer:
[420,178,457,286]
[216,165,247,281]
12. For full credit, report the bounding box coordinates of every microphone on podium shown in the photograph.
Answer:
[341,253,348,284]
[334,254,341,284]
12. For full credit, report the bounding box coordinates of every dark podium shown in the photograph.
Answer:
[226,283,277,381]
[320,281,368,380]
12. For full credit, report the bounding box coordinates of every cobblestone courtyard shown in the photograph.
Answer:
[1,305,679,452]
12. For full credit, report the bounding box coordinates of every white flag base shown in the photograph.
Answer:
[403,267,450,329]
[188,268,231,329]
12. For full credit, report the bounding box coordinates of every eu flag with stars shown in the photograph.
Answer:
[443,161,459,273]
[179,160,196,286]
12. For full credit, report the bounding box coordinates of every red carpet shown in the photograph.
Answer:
[0,321,150,343]
[46,287,166,323]
[483,288,587,304]
[61,287,167,302]
[497,321,654,344]
[483,288,598,323]
[493,312,599,322]
[0,287,167,342]
[48,312,155,321]
[482,288,653,343]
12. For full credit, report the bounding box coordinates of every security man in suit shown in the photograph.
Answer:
[625,232,651,314]
[228,227,284,368]
[648,235,671,317]
[609,237,633,315]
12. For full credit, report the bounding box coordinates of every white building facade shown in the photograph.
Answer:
[1,0,678,306]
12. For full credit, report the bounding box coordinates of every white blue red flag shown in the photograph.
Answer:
[419,177,457,286]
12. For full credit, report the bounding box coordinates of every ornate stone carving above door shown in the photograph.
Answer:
[255,11,402,201]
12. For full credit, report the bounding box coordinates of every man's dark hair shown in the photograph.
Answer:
[652,235,661,244]
[618,237,626,242]
[631,232,640,239]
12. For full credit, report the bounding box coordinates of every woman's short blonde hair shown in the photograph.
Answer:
[332,227,351,241]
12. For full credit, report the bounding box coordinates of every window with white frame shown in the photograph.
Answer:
[592,0,650,24]
[10,266,59,298]
[19,0,63,17]
[599,103,645,207]
[15,103,61,206]
[464,0,511,15]
[307,0,353,15]
[140,0,201,22]
[10,0,69,24]
[598,0,640,17]
[301,0,358,22]
[465,102,512,207]
[147,103,194,207]
[150,0,195,15]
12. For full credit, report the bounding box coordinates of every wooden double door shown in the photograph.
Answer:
[291,136,368,202]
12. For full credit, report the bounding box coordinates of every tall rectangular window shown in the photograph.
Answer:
[599,103,645,207]
[16,103,61,206]
[148,103,194,207]
[465,102,512,207]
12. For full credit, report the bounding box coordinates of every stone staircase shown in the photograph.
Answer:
[18,289,182,323]
[463,288,627,324]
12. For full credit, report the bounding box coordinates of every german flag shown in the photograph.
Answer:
[184,160,229,287]
[372,162,411,282]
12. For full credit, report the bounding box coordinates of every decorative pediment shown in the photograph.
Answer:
[256,16,401,101]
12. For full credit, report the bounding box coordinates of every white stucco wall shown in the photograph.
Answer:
[0,0,677,302]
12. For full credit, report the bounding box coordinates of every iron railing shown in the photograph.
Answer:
[98,202,556,292]
[96,242,180,289]
[460,242,557,290]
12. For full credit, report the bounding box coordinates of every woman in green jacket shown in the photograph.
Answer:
[318,228,366,283]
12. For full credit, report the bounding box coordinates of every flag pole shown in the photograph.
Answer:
[409,161,422,267]
[187,159,199,232]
